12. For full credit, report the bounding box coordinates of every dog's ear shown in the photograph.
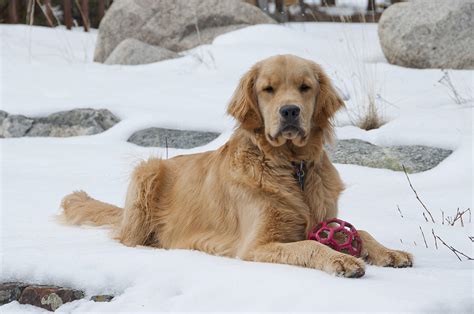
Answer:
[311,63,345,131]
[227,65,262,130]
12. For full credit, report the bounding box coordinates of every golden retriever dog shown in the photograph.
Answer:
[60,55,412,278]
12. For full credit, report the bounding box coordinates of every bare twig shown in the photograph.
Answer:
[402,165,435,223]
[436,235,473,261]
[35,0,55,27]
[400,238,403,244]
[444,208,471,227]
[441,209,445,225]
[431,229,438,250]
[469,236,474,243]
[165,137,169,160]
[419,226,428,248]
[422,212,429,223]
[396,205,404,218]
[438,70,471,105]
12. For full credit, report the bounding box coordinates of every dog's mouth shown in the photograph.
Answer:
[267,124,307,146]
[280,125,301,140]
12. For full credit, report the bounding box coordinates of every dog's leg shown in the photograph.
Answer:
[246,240,365,278]
[115,159,165,248]
[358,230,413,268]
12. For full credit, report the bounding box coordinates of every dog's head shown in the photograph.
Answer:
[228,55,344,147]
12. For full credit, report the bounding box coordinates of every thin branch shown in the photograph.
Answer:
[402,165,435,223]
[432,229,438,250]
[419,226,428,248]
[165,137,169,160]
[445,208,471,227]
[469,236,474,243]
[35,0,54,27]
[436,235,473,261]
[396,205,404,218]
[422,212,429,223]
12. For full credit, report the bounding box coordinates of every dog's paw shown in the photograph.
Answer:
[365,248,413,268]
[326,254,366,278]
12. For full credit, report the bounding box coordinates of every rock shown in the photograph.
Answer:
[0,282,29,305]
[0,110,8,122]
[0,110,9,138]
[0,108,120,138]
[329,139,452,173]
[105,38,179,65]
[18,285,84,311]
[378,0,474,69]
[27,108,119,137]
[90,295,114,302]
[94,0,275,64]
[0,115,34,137]
[128,127,220,149]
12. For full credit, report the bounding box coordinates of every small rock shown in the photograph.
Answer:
[0,282,29,305]
[19,285,84,312]
[90,295,114,302]
[105,38,179,65]
[128,127,220,149]
[0,115,34,137]
[329,139,452,173]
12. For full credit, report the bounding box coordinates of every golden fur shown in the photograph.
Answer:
[60,55,412,277]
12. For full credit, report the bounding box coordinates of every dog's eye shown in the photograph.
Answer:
[263,86,274,93]
[299,84,311,92]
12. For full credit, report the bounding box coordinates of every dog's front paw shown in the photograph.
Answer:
[325,254,366,278]
[365,248,413,268]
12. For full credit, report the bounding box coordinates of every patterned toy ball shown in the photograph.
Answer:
[308,218,362,257]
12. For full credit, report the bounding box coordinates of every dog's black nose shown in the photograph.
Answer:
[280,105,300,120]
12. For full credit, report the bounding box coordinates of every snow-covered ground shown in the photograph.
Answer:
[1,23,472,312]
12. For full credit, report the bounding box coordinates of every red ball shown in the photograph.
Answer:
[308,218,362,257]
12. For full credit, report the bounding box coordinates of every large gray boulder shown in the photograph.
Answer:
[105,38,179,65]
[94,0,275,64]
[329,139,452,173]
[378,0,474,69]
[0,109,120,138]
[128,127,220,149]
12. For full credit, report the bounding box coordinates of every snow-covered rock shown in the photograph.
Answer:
[0,109,119,138]
[378,0,474,69]
[128,127,220,149]
[94,0,275,64]
[330,139,452,173]
[104,38,179,65]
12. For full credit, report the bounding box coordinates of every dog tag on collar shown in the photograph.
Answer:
[292,161,306,191]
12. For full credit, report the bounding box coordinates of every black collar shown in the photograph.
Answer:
[291,160,306,191]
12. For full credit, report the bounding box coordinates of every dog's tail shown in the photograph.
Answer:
[59,191,122,227]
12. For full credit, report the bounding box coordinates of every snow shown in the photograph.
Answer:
[1,22,473,313]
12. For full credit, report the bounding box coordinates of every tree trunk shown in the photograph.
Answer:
[81,0,89,32]
[8,0,19,24]
[64,0,72,29]
[322,0,336,6]
[367,0,376,11]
